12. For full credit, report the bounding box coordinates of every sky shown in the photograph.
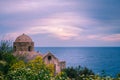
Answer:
[0,0,120,47]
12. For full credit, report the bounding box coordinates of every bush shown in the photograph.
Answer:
[55,72,69,80]
[63,65,94,80]
[7,57,52,80]
[6,56,70,80]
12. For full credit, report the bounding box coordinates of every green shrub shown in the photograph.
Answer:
[63,65,94,80]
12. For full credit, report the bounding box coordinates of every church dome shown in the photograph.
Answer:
[15,34,33,42]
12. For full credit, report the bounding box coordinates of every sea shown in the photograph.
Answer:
[35,47,120,77]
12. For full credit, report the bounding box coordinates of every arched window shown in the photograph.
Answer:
[28,46,31,51]
[48,56,52,61]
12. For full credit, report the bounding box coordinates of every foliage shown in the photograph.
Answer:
[77,75,114,80]
[27,56,45,71]
[7,56,52,80]
[10,61,26,70]
[27,56,52,80]
[0,40,13,57]
[117,73,120,78]
[0,60,7,74]
[63,66,120,80]
[47,63,55,76]
[63,65,94,79]
[55,72,70,80]
[6,56,70,80]
[0,40,17,75]
[0,72,4,80]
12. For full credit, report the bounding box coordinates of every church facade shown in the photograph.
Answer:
[13,34,66,74]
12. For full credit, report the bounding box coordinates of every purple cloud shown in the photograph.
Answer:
[0,0,120,46]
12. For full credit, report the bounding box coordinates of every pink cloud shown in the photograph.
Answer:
[0,0,76,14]
[87,35,98,39]
[83,34,120,42]
[3,12,100,41]
[101,34,120,42]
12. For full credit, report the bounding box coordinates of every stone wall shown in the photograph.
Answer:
[60,61,66,70]
[13,42,34,52]
[43,55,61,74]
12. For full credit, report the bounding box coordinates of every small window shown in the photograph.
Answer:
[48,56,52,61]
[28,46,31,51]
[14,46,16,51]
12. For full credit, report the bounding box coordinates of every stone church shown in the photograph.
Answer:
[13,34,66,74]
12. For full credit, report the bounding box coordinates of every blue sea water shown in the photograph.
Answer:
[35,47,120,77]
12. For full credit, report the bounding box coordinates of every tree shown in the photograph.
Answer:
[0,40,17,75]
[0,40,13,58]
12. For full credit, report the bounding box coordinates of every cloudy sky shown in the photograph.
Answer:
[0,0,120,47]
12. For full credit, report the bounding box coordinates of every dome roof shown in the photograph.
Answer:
[15,34,33,42]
